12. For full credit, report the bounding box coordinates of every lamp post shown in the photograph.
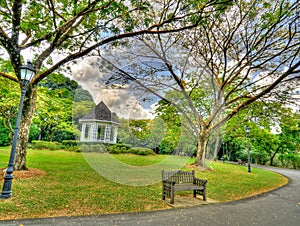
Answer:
[245,125,251,173]
[0,61,36,199]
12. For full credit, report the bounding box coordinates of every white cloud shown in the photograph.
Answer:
[71,57,157,119]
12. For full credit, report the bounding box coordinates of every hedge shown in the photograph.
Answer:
[128,147,156,156]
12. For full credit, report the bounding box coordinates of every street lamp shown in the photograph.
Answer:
[245,125,251,173]
[0,61,36,199]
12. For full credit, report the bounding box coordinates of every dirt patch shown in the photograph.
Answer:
[0,168,46,180]
[186,163,215,172]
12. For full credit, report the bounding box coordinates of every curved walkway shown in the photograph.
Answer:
[2,166,300,226]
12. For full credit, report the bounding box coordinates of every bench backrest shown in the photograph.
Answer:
[162,170,195,183]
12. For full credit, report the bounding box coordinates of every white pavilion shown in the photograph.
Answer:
[79,101,120,144]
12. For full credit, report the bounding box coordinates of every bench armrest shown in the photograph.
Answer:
[194,178,207,186]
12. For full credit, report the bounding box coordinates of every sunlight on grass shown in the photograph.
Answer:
[112,154,168,166]
[197,162,288,201]
[0,148,287,220]
[81,152,191,186]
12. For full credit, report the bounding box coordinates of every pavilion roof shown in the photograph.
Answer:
[80,101,120,124]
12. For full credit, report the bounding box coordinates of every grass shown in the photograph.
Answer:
[0,147,288,220]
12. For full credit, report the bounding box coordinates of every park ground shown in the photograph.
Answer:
[0,147,288,220]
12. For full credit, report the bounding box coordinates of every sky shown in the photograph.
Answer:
[71,56,158,119]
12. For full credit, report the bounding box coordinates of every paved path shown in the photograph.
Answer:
[1,166,300,226]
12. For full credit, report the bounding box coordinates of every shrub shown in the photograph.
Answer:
[78,144,107,152]
[62,140,77,147]
[278,153,300,169]
[108,143,132,154]
[235,149,248,162]
[251,150,268,165]
[128,147,156,156]
[31,140,62,150]
[65,145,79,152]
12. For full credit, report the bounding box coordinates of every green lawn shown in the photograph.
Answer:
[0,147,287,220]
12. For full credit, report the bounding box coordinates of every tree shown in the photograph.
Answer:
[277,109,300,168]
[98,0,300,167]
[146,117,166,152]
[0,0,231,170]
[73,88,94,102]
[155,91,197,155]
[32,86,75,142]
[72,100,95,124]
[0,62,19,143]
[224,102,300,166]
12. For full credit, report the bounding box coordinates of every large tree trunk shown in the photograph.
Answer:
[194,131,209,167]
[14,85,37,170]
[270,149,279,166]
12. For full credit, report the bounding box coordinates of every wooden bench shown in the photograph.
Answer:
[162,170,207,204]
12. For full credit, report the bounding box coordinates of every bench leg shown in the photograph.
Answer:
[170,189,174,204]
[203,190,207,201]
[193,190,196,198]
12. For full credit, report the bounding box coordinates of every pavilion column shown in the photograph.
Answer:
[80,123,86,141]
[105,125,111,142]
[90,123,97,141]
[113,126,118,143]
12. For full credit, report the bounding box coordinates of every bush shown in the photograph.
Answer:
[278,153,300,169]
[107,145,155,155]
[31,140,110,152]
[62,140,77,147]
[128,147,156,156]
[31,140,62,150]
[65,145,80,152]
[0,121,10,146]
[251,150,268,165]
[108,143,132,154]
[235,149,248,162]
[78,144,107,153]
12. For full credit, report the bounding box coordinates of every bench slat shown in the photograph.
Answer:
[174,184,204,191]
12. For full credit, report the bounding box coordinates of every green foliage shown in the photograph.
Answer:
[155,94,197,155]
[108,144,155,155]
[0,74,19,143]
[78,144,106,153]
[39,73,78,96]
[108,143,132,154]
[72,100,95,123]
[128,147,156,156]
[31,140,63,150]
[224,103,300,167]
[0,119,10,146]
[118,118,151,148]
[30,140,109,153]
[73,88,94,102]
[155,98,182,152]
[33,85,75,142]
[146,117,166,148]
[278,153,300,169]
[129,119,151,140]
[62,140,78,147]
[251,149,269,165]
[158,140,175,155]
[61,140,109,152]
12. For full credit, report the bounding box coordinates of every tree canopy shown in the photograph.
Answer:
[97,0,300,166]
[1,0,233,170]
